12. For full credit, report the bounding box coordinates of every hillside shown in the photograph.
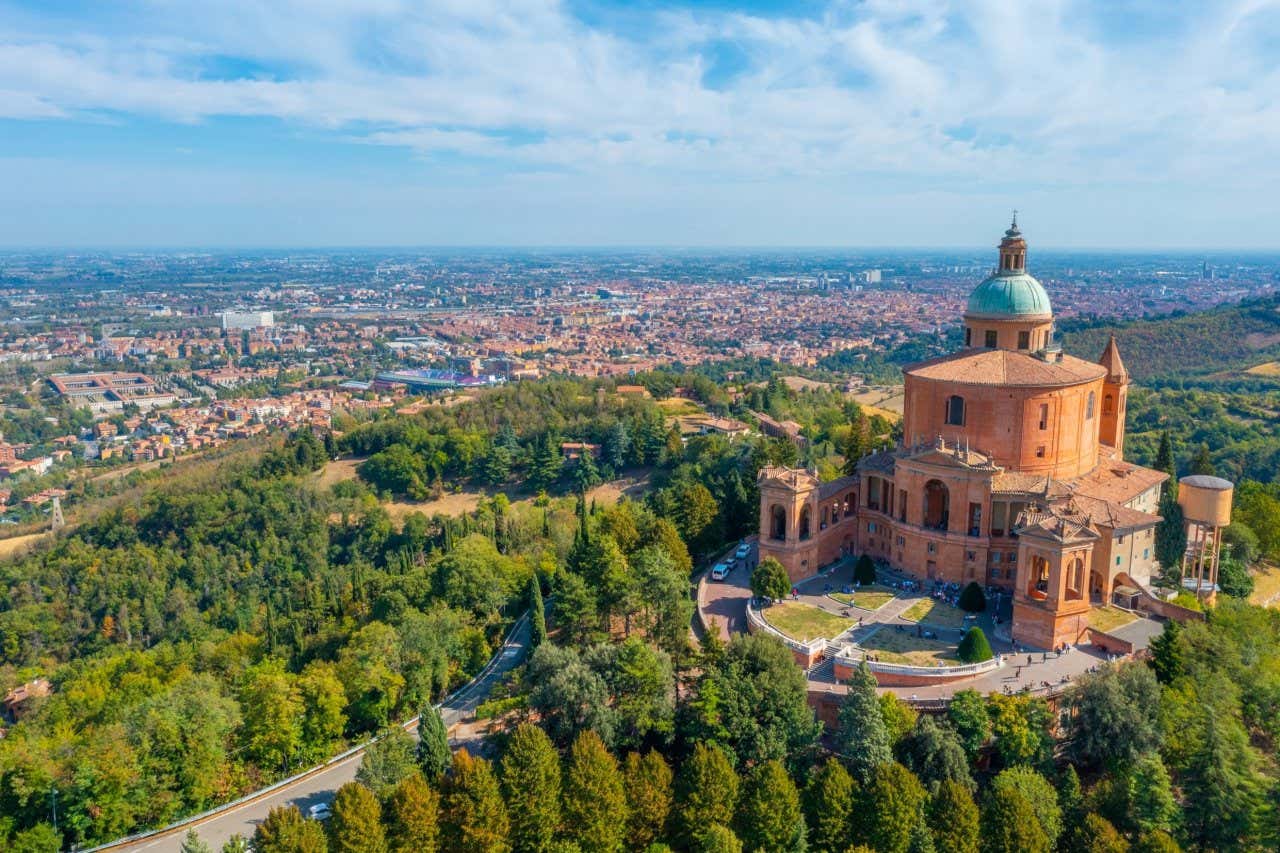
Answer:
[1060,294,1280,381]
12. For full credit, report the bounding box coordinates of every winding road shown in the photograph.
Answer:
[100,615,530,852]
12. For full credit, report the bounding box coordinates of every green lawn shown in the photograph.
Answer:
[859,628,962,666]
[900,598,969,629]
[1089,606,1140,633]
[828,584,897,611]
[762,602,856,642]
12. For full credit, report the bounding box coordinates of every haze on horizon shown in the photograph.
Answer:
[1,0,1278,250]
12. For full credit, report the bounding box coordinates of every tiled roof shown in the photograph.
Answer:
[1072,459,1167,505]
[905,348,1108,387]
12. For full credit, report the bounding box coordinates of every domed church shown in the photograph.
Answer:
[758,218,1168,651]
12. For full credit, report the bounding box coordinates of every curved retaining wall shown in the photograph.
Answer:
[832,645,1002,687]
[745,601,827,668]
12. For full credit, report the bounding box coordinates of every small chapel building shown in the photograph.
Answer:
[758,218,1168,651]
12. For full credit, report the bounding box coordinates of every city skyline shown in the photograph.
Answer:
[2,1,1279,248]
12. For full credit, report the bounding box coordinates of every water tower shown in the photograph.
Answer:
[1177,475,1234,602]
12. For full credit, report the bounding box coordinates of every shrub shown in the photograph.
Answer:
[959,582,986,612]
[957,627,994,663]
[751,558,791,602]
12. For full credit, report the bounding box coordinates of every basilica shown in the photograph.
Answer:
[757,218,1168,651]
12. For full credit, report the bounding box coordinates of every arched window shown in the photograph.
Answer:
[1066,557,1084,600]
[1086,391,1096,419]
[1027,555,1051,599]
[1103,394,1114,416]
[798,506,812,541]
[945,395,965,427]
[770,505,786,541]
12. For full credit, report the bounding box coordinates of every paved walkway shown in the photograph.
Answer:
[108,616,531,852]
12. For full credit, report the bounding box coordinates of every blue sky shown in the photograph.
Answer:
[1,0,1278,248]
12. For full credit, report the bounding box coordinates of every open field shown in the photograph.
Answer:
[900,598,969,629]
[762,602,855,642]
[1245,361,1280,377]
[0,531,52,561]
[316,457,362,489]
[1251,562,1280,607]
[847,386,905,419]
[860,628,961,666]
[829,584,898,611]
[657,397,705,417]
[1089,606,1140,634]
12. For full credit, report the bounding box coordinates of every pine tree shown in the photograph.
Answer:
[180,830,213,853]
[838,662,891,784]
[418,706,451,782]
[842,410,869,476]
[528,576,547,649]
[699,824,743,853]
[253,805,328,853]
[501,723,561,853]
[802,757,854,853]
[561,729,628,853]
[981,787,1049,853]
[898,715,973,791]
[1182,708,1263,851]
[386,772,440,853]
[440,750,510,853]
[989,767,1061,848]
[1127,752,1178,837]
[624,751,674,849]
[675,743,739,848]
[221,836,251,853]
[927,780,979,853]
[1148,615,1186,685]
[1068,814,1128,853]
[734,760,805,853]
[328,781,386,853]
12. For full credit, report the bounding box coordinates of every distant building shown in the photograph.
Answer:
[48,372,176,415]
[221,310,275,331]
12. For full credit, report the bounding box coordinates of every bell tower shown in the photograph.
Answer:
[998,212,1027,272]
[1097,335,1130,457]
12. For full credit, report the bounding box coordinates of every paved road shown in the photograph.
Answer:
[110,616,530,852]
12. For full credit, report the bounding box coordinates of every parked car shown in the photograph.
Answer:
[308,802,332,821]
[710,562,731,581]
[734,543,752,560]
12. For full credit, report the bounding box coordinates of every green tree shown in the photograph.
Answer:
[926,780,979,853]
[386,772,440,853]
[698,825,743,853]
[734,760,804,853]
[1181,707,1264,851]
[857,762,927,853]
[675,743,739,849]
[1217,556,1254,598]
[417,707,452,782]
[1132,830,1182,853]
[897,715,973,791]
[1147,618,1185,685]
[1155,489,1187,577]
[1067,814,1127,853]
[338,621,405,730]
[957,582,986,613]
[802,757,854,853]
[623,751,674,849]
[946,690,990,762]
[1067,662,1162,768]
[838,662,892,784]
[328,781,386,853]
[1154,430,1174,478]
[989,767,1061,847]
[987,693,1053,769]
[253,805,329,853]
[981,787,1049,853]
[181,829,214,853]
[300,661,348,760]
[440,750,510,853]
[879,692,918,748]
[594,637,676,749]
[673,482,720,554]
[358,726,419,798]
[221,835,251,853]
[1190,443,1215,476]
[1127,752,1178,837]
[529,576,548,649]
[632,546,696,657]
[525,643,618,748]
[500,723,561,853]
[956,627,993,663]
[10,824,62,853]
[750,557,791,602]
[561,730,628,853]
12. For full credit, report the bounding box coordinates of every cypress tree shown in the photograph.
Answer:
[561,729,628,853]
[838,662,891,784]
[418,706,451,782]
[386,772,440,853]
[801,757,855,853]
[529,575,547,649]
[734,760,805,853]
[328,781,386,853]
[1190,443,1215,476]
[623,751,674,849]
[1154,430,1175,479]
[989,767,1061,848]
[927,780,979,853]
[982,787,1049,853]
[1154,490,1186,580]
[440,749,510,853]
[858,762,927,853]
[674,743,739,849]
[501,723,561,853]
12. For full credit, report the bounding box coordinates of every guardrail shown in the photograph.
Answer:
[831,643,1002,678]
[81,612,529,853]
[745,599,827,658]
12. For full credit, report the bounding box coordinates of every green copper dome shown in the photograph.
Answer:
[966,271,1052,318]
